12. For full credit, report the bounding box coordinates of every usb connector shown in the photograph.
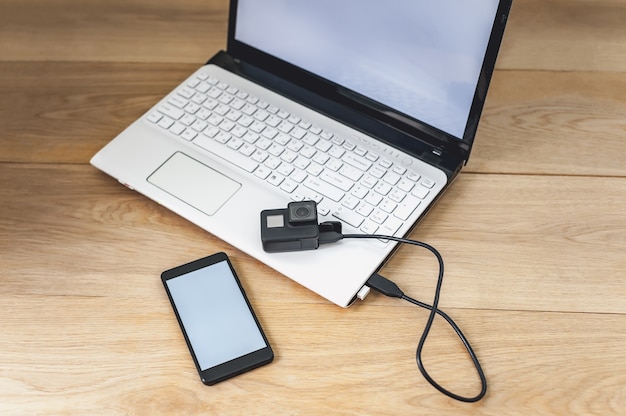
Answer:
[366,273,405,299]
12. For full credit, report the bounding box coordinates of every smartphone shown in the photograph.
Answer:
[161,252,273,385]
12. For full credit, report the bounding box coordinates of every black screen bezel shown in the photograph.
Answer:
[161,252,273,385]
[225,0,513,166]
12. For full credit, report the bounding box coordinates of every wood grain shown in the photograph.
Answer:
[0,0,229,64]
[1,0,625,414]
[498,0,626,71]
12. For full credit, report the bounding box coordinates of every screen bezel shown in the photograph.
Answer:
[225,0,512,166]
[161,252,273,385]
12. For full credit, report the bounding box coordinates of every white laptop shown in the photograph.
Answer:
[91,0,513,307]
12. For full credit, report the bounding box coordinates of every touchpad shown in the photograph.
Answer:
[148,152,241,216]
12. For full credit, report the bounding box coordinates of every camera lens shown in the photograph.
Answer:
[295,206,311,218]
[288,201,317,223]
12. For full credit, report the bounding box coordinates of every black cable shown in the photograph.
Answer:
[342,233,487,403]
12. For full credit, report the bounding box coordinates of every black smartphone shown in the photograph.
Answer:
[161,252,273,385]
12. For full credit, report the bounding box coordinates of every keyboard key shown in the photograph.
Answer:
[300,145,317,159]
[317,203,331,216]
[329,146,346,159]
[374,182,392,196]
[291,170,307,183]
[203,126,220,138]
[379,159,393,169]
[341,195,359,210]
[267,173,284,187]
[312,152,330,166]
[360,220,379,234]
[350,185,369,199]
[379,199,397,214]
[370,166,387,179]
[332,206,364,228]
[303,133,319,146]
[371,210,388,225]
[397,178,415,193]
[407,172,421,182]
[365,152,379,162]
[264,156,281,169]
[421,177,436,188]
[331,136,345,146]
[180,113,196,126]
[251,150,268,164]
[326,158,343,172]
[278,121,294,134]
[339,165,363,182]
[185,103,200,114]
[364,192,383,206]
[412,186,430,199]
[146,111,162,123]
[254,166,271,180]
[388,189,406,203]
[290,127,307,139]
[356,202,374,217]
[310,125,322,135]
[342,153,372,171]
[379,217,403,237]
[320,171,353,192]
[168,95,187,108]
[277,163,294,176]
[307,162,324,177]
[239,143,256,157]
[392,165,407,175]
[288,153,308,168]
[394,196,421,221]
[280,179,298,193]
[280,150,298,163]
[180,129,197,141]
[315,139,332,153]
[383,172,401,186]
[191,94,207,105]
[361,175,378,189]
[287,140,304,152]
[169,122,186,135]
[303,177,344,202]
[158,104,184,120]
[266,115,282,127]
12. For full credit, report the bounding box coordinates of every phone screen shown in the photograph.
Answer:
[162,253,273,384]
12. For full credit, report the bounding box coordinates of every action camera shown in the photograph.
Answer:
[260,201,342,252]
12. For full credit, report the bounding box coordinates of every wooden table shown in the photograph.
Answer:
[2,1,625,414]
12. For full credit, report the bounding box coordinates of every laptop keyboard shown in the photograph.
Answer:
[145,68,438,238]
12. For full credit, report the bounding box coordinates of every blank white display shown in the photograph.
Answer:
[166,261,267,371]
[235,0,500,139]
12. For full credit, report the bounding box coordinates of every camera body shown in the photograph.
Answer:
[260,201,341,252]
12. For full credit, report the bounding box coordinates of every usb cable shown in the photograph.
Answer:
[343,233,487,403]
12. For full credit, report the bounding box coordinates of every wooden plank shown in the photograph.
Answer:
[469,69,626,176]
[0,295,624,415]
[0,61,198,164]
[499,0,626,71]
[0,0,229,64]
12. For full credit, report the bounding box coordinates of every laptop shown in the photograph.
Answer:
[91,0,513,307]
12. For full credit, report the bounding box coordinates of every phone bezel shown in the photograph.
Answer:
[161,252,274,385]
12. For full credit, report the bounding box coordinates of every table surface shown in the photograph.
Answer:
[1,1,625,415]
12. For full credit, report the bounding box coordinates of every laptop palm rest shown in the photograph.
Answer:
[147,152,241,216]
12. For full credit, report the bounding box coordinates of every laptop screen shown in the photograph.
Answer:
[234,0,501,140]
